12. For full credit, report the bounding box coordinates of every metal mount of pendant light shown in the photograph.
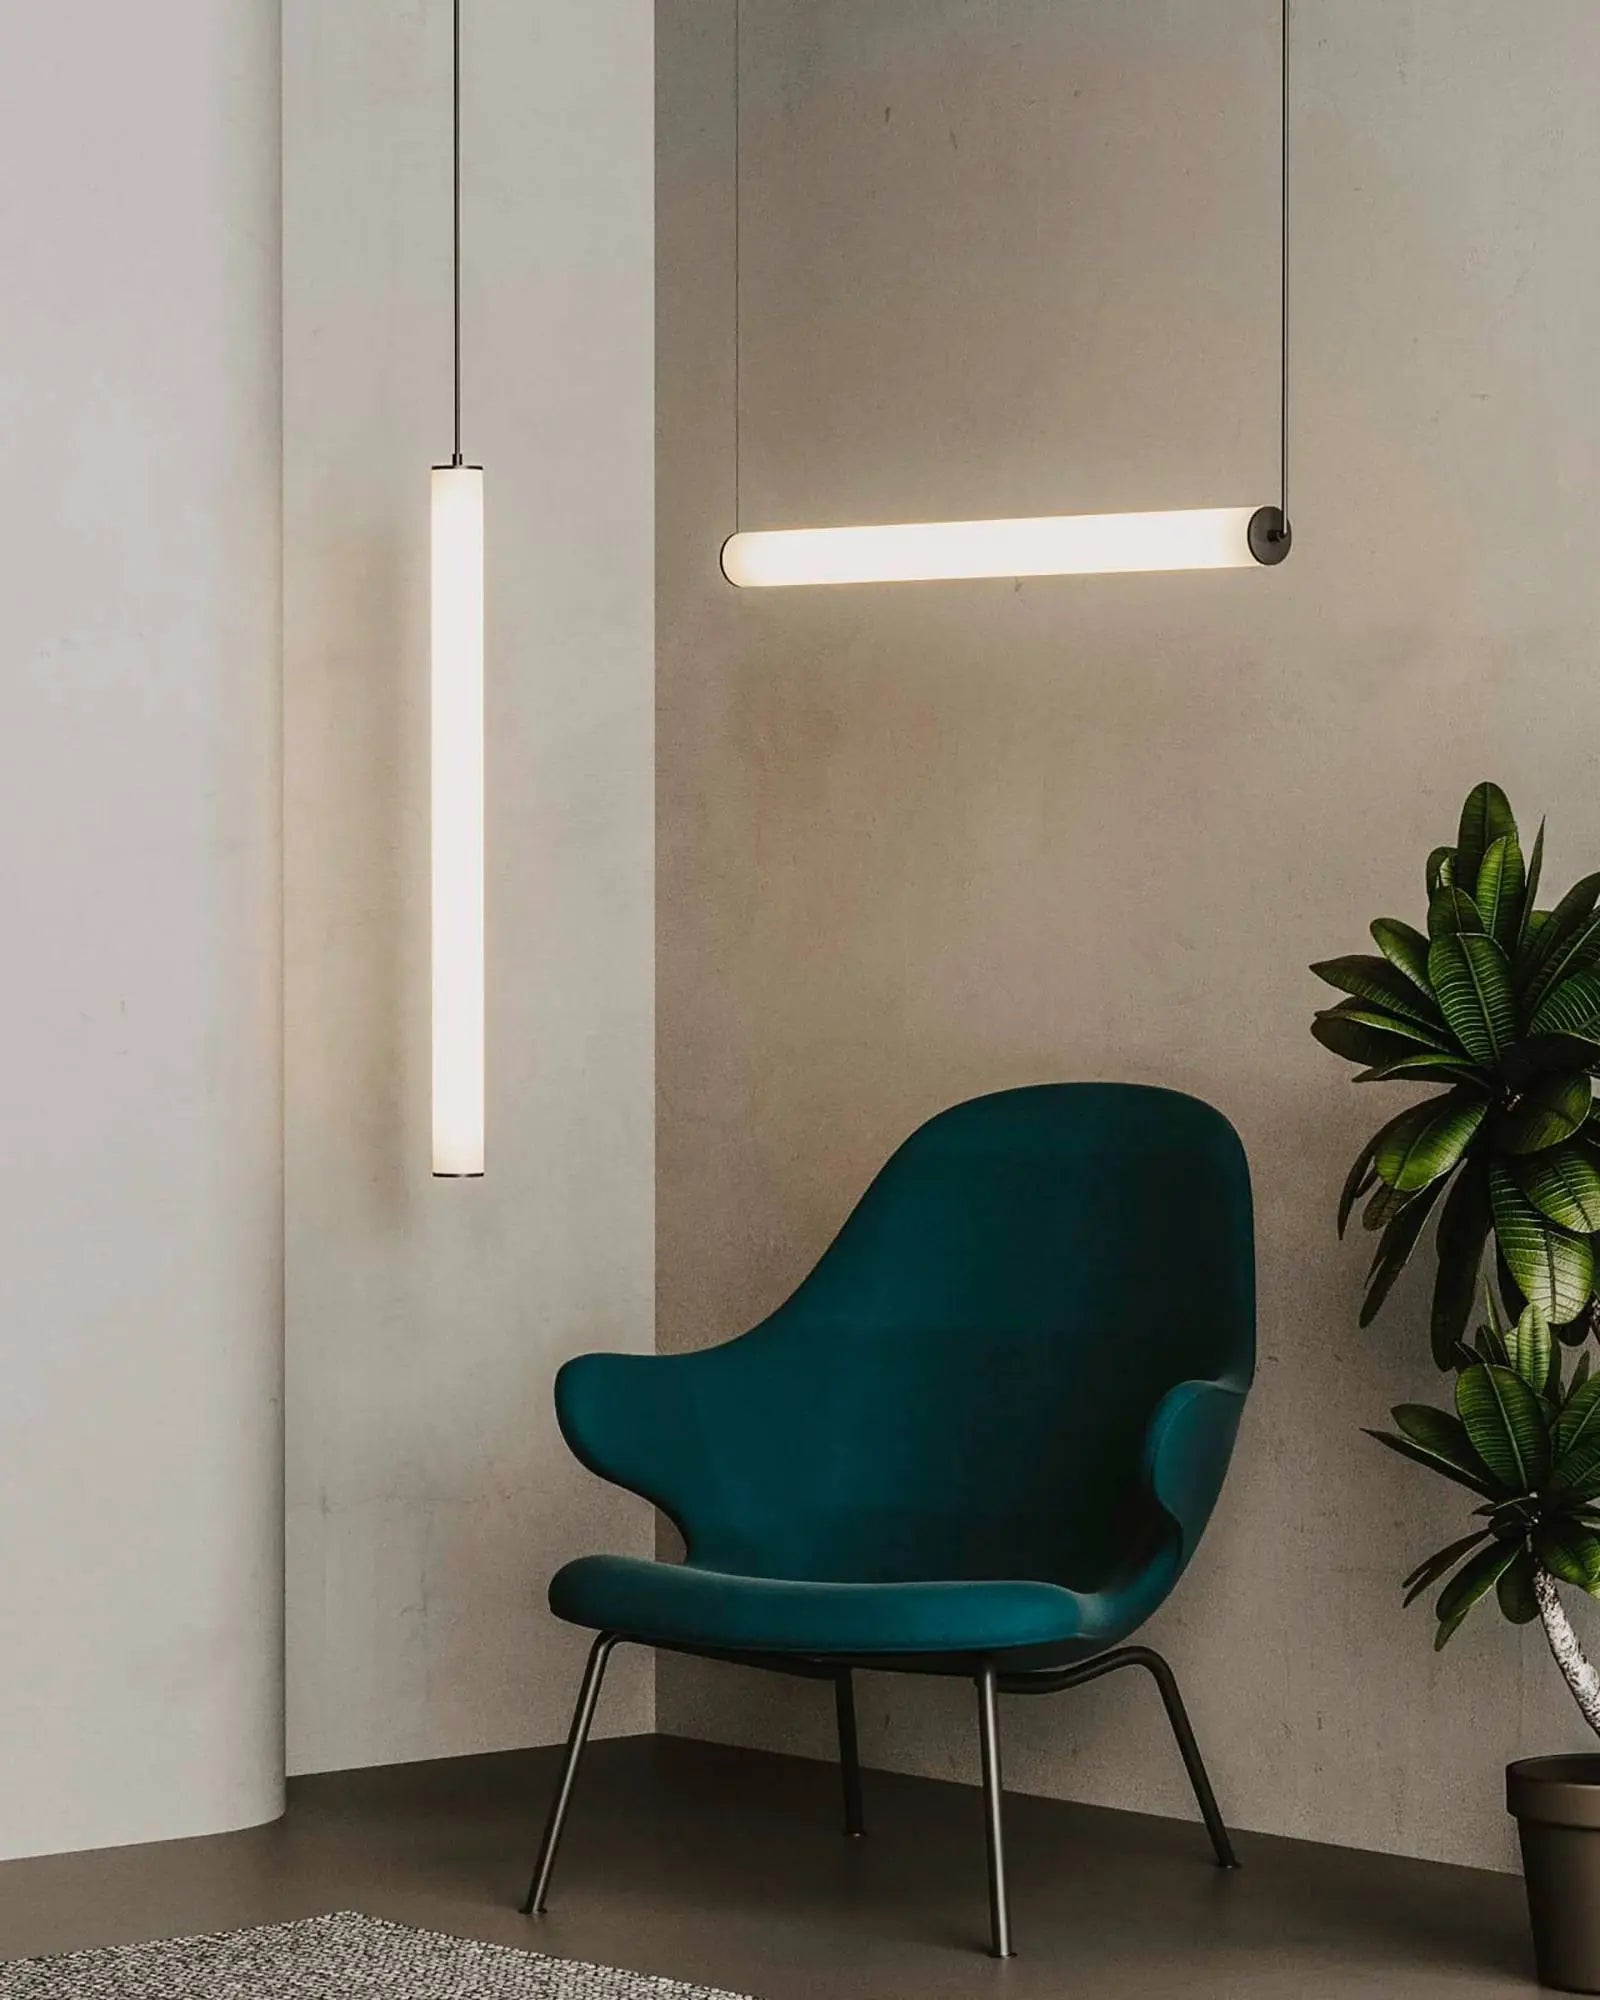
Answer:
[720,0,1294,588]
[432,0,486,1178]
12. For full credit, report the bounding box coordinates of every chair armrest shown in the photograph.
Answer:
[1141,1377,1249,1565]
[554,1350,707,1537]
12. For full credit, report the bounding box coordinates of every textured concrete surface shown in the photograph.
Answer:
[281,0,656,1774]
[0,1736,1541,1997]
[654,0,1600,1872]
[0,0,284,1860]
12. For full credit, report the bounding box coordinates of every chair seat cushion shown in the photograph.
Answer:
[548,1552,1174,1659]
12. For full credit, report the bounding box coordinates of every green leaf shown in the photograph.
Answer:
[1455,783,1518,900]
[1515,821,1547,970]
[1310,955,1445,1029]
[1403,1530,1493,1606]
[1497,1546,1541,1624]
[1432,1169,1493,1369]
[1522,878,1600,1006]
[1512,812,1552,952]
[1372,1092,1487,1193]
[1553,1434,1600,1502]
[1455,1363,1551,1491]
[1365,1178,1431,1231]
[1475,833,1526,951]
[1511,1145,1600,1233]
[1366,1427,1498,1500]
[1404,1528,1492,1591]
[1372,917,1436,996]
[1535,1523,1600,1591]
[1430,887,1487,939]
[1503,1035,1600,1092]
[1475,1324,1510,1369]
[1394,1403,1497,1485]
[1324,1004,1454,1051]
[1506,1303,1554,1397]
[1490,1163,1596,1325]
[1360,1178,1447,1326]
[1497,1073,1592,1155]
[1429,934,1517,1066]
[1427,847,1456,897]
[1341,1101,1463,1238]
[1544,875,1600,937]
[1355,1056,1490,1088]
[1311,1009,1439,1070]
[1557,1376,1600,1459]
[1434,1537,1521,1648]
[1530,912,1600,1015]
[1532,971,1600,1042]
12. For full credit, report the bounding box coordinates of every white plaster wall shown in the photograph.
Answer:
[283,0,655,1772]
[0,3,285,1859]
[656,0,1600,1872]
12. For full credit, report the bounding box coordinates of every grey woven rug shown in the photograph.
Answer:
[0,1912,754,1999]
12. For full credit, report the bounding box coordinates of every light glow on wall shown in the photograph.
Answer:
[431,463,485,1177]
[721,506,1272,589]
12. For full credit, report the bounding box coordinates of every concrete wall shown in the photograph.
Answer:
[656,0,1600,1871]
[283,0,656,1771]
[0,3,285,1859]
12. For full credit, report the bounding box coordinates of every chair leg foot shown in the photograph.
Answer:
[834,1669,866,1838]
[1139,1648,1239,1870]
[975,1664,1015,1957]
[520,1633,619,1915]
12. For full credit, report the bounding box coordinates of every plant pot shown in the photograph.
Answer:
[1509,1757,1600,1991]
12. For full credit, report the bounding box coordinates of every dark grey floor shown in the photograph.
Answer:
[0,1735,1539,1996]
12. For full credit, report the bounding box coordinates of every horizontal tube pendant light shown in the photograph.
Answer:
[722,506,1289,589]
[431,462,485,1177]
[721,1,1294,587]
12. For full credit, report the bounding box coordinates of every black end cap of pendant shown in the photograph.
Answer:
[1248,506,1292,565]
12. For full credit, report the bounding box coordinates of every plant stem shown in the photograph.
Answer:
[1535,1565,1600,1738]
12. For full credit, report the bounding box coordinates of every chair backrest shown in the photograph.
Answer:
[679,1083,1254,1590]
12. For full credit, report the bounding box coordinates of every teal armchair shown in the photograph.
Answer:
[524,1083,1254,1956]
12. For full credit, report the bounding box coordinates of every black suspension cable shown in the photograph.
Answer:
[1249,0,1293,563]
[452,0,463,466]
[733,0,742,529]
[724,1,1291,557]
[1279,0,1290,528]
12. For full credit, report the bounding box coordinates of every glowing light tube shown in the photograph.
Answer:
[722,505,1276,588]
[431,464,485,1177]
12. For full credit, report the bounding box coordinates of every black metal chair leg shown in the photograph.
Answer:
[1137,1649,1238,1869]
[834,1669,866,1837]
[521,1632,619,1915]
[975,1664,1014,1958]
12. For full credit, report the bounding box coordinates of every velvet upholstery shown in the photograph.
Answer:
[549,1083,1253,1663]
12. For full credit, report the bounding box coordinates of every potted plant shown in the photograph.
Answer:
[1312,781,1600,1362]
[1370,1302,1600,1991]
[1312,781,1600,1990]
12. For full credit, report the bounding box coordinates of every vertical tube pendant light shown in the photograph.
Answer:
[720,0,1293,587]
[432,0,485,1177]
